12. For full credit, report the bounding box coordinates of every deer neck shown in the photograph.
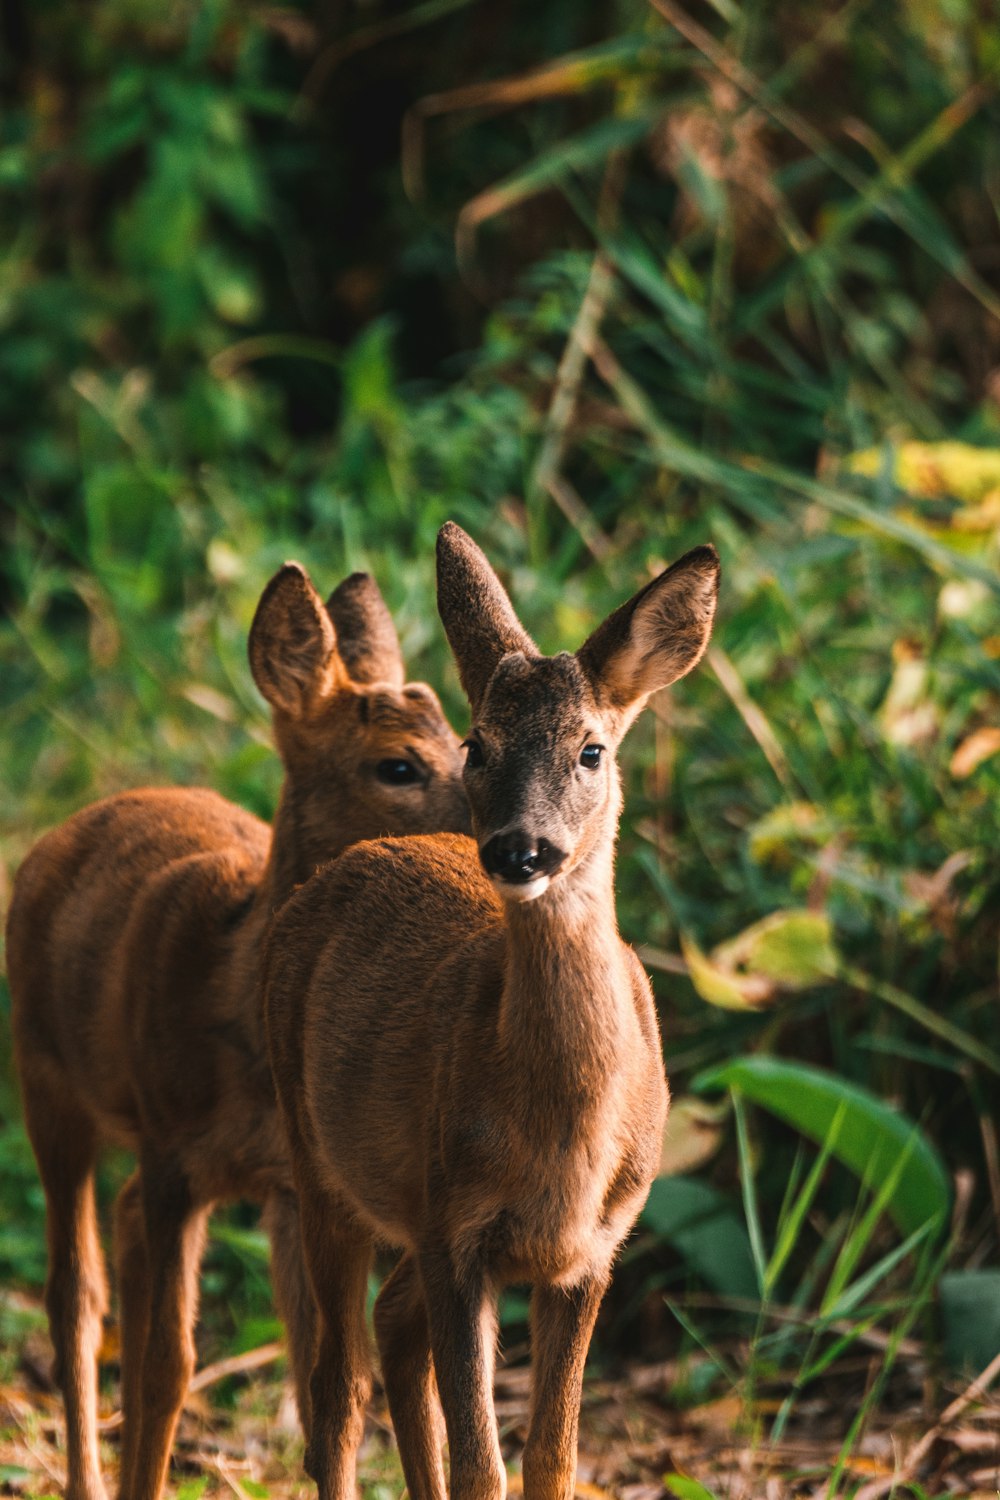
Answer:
[257,781,340,920]
[499,838,633,1091]
[230,782,338,1034]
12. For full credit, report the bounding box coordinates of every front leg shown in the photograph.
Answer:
[419,1246,504,1500]
[521,1273,608,1500]
[297,1189,373,1500]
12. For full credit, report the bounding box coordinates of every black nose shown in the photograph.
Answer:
[480,831,566,884]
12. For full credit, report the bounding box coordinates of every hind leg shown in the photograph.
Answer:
[263,1190,317,1438]
[22,1075,109,1500]
[122,1157,209,1500]
[374,1254,446,1500]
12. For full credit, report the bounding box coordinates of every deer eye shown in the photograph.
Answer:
[580,744,603,770]
[375,759,420,786]
[462,739,484,769]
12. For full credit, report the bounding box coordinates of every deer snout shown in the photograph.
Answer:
[480,830,566,886]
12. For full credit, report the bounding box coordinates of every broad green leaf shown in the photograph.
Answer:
[641,1176,759,1300]
[692,1058,950,1240]
[939,1270,1000,1375]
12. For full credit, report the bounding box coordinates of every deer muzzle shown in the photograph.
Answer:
[479,830,567,891]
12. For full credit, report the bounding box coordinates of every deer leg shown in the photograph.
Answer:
[419,1247,504,1500]
[121,1165,208,1500]
[22,1080,109,1500]
[112,1173,149,1499]
[373,1254,446,1500]
[520,1274,608,1500]
[262,1189,317,1439]
[297,1188,373,1500]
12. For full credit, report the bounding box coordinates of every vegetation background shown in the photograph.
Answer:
[1,0,999,1494]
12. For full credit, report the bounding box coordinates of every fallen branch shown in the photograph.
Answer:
[97,1341,286,1431]
[852,1347,1000,1500]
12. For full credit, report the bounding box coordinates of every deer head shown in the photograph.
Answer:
[250,562,469,871]
[436,523,719,901]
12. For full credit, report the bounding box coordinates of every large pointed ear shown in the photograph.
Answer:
[325,572,405,688]
[436,522,537,714]
[577,545,719,719]
[249,563,345,717]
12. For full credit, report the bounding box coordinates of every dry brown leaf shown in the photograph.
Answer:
[687,1393,745,1434]
[946,1426,1000,1455]
[658,1095,727,1176]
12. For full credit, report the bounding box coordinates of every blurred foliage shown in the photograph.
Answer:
[2,0,1000,1438]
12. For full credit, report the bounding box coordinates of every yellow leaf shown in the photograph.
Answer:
[845,441,1000,505]
[748,801,826,867]
[715,909,837,988]
[950,726,1000,778]
[659,1096,728,1177]
[681,934,774,1010]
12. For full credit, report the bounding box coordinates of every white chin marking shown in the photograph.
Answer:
[494,874,551,903]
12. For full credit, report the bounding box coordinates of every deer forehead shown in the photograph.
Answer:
[478,653,597,743]
[359,685,452,737]
[292,684,456,760]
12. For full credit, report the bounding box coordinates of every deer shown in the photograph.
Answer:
[5,562,470,1500]
[264,522,720,1500]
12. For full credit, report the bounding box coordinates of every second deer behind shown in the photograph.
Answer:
[265,523,720,1500]
[6,565,468,1500]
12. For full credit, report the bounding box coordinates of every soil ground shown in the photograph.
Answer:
[2,1291,998,1500]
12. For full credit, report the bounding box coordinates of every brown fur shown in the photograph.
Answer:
[5,563,469,1500]
[264,524,720,1500]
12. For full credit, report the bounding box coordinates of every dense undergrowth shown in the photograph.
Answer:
[1,0,999,1483]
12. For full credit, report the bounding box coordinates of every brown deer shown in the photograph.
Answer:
[5,563,469,1500]
[264,523,720,1500]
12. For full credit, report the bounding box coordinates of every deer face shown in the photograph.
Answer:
[461,651,621,900]
[249,565,469,865]
[436,524,720,903]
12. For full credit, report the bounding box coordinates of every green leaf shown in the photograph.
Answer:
[939,1269,1000,1375]
[210,1223,271,1262]
[747,802,829,868]
[664,1476,722,1500]
[175,1481,210,1500]
[692,1058,950,1240]
[641,1176,760,1300]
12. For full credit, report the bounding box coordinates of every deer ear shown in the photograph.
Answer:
[325,572,405,688]
[436,522,537,714]
[577,545,719,718]
[249,563,345,717]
